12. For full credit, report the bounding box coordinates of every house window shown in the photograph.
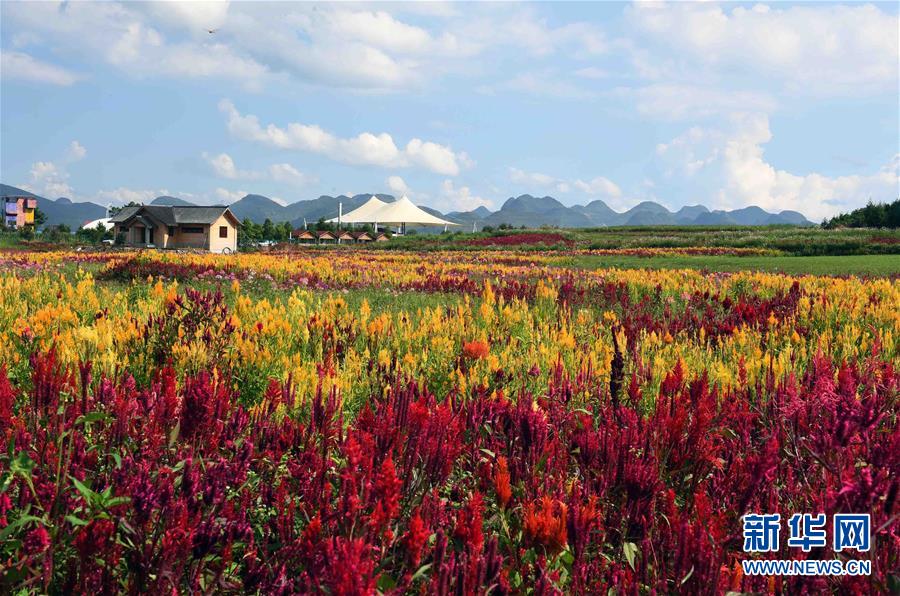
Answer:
[219,226,228,238]
[182,226,204,234]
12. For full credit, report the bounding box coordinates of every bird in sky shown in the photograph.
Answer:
[207,28,218,34]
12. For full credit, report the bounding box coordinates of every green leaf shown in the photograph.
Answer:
[71,476,97,506]
[680,566,694,586]
[410,563,432,583]
[376,573,397,591]
[0,514,43,542]
[479,448,496,459]
[65,515,90,527]
[623,541,638,571]
[75,411,109,426]
[168,421,180,448]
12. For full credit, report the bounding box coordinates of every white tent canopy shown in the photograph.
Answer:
[328,195,459,227]
[371,196,458,226]
[81,217,113,230]
[327,196,387,224]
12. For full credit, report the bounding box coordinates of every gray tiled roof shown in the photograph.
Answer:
[108,206,141,223]
[109,205,232,225]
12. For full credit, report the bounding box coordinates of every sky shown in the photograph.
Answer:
[1,1,898,220]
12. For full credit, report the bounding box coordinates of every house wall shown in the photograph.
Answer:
[170,226,209,249]
[3,198,35,229]
[207,214,238,253]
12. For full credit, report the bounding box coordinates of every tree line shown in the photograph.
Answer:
[822,199,900,229]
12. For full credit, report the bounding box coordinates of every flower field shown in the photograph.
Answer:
[0,249,897,594]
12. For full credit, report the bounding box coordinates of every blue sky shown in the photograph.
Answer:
[1,1,897,220]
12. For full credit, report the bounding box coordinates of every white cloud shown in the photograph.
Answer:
[480,67,599,100]
[387,175,410,194]
[509,167,556,187]
[92,187,169,205]
[1,2,610,94]
[214,188,248,203]
[656,113,900,219]
[268,163,315,187]
[67,141,87,162]
[509,167,621,198]
[141,1,230,32]
[0,51,80,86]
[220,99,471,175]
[2,2,268,90]
[203,152,314,187]
[203,152,258,180]
[440,179,493,211]
[573,177,622,198]
[627,2,899,96]
[23,161,73,198]
[616,84,777,121]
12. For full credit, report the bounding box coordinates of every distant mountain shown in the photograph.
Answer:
[151,195,195,206]
[446,205,492,222]
[0,183,817,230]
[0,184,106,229]
[228,194,290,222]
[571,199,621,225]
[674,205,709,223]
[694,211,738,225]
[482,195,813,228]
[767,210,811,225]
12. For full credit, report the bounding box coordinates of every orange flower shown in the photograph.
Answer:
[462,340,490,360]
[523,496,568,553]
[463,341,491,360]
[494,457,512,508]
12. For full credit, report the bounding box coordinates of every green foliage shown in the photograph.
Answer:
[75,223,113,244]
[823,199,900,229]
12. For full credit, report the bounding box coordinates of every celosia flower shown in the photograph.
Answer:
[494,457,512,508]
[524,496,568,554]
[462,340,490,360]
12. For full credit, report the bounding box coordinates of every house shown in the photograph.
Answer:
[354,232,373,243]
[315,230,336,244]
[291,229,316,242]
[109,205,239,253]
[3,196,37,229]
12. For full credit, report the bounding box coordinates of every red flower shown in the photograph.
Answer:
[494,457,512,508]
[462,340,490,360]
[24,525,51,555]
[524,496,568,554]
[404,512,430,566]
[370,457,402,538]
[454,492,484,553]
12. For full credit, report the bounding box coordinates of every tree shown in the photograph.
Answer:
[33,207,47,227]
[261,218,276,240]
[41,224,71,244]
[239,218,261,247]
[823,198,899,229]
[108,201,141,217]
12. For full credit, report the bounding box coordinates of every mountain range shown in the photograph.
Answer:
[0,183,814,229]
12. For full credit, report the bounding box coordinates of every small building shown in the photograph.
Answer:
[337,230,355,243]
[3,196,37,229]
[291,229,316,242]
[373,232,389,242]
[315,230,336,244]
[354,232,373,243]
[109,205,239,253]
